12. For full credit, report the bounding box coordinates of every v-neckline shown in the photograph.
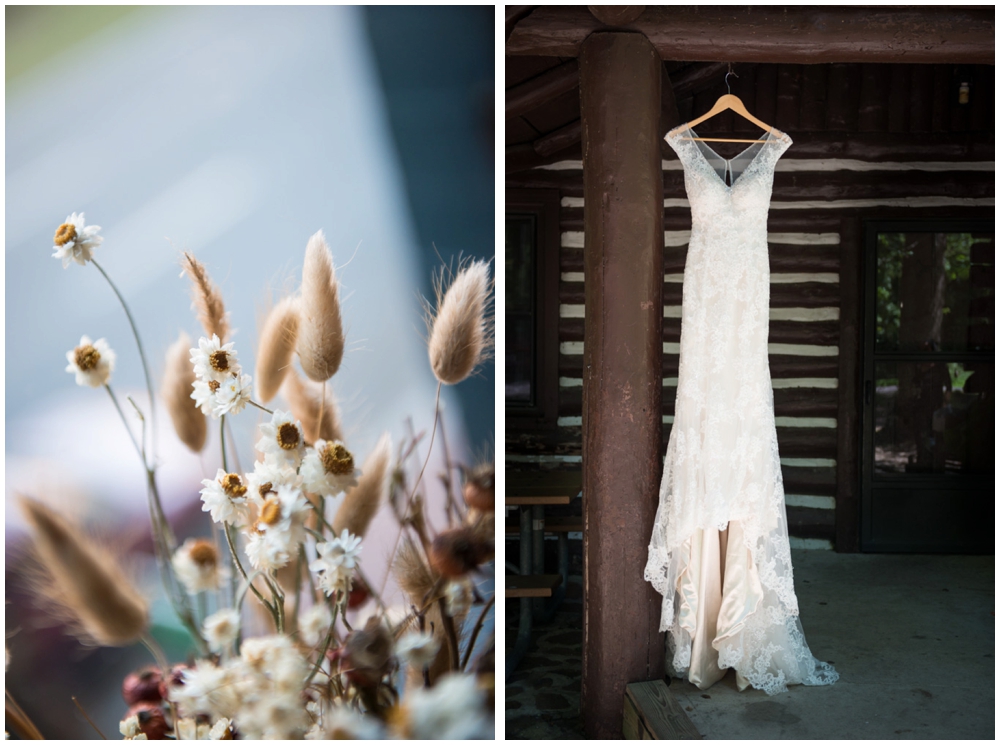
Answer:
[684,124,774,191]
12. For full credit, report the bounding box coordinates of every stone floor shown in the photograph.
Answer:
[505,552,995,740]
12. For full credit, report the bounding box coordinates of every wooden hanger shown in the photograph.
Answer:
[678,68,779,144]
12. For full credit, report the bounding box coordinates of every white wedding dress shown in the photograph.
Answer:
[644,123,839,695]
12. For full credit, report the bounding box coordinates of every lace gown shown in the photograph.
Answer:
[644,123,839,695]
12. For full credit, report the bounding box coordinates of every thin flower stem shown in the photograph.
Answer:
[104,385,143,462]
[72,696,108,739]
[220,415,229,472]
[437,410,460,522]
[461,595,495,670]
[225,524,279,627]
[5,689,44,740]
[437,597,460,671]
[316,380,326,443]
[91,258,158,463]
[248,399,274,415]
[305,613,336,687]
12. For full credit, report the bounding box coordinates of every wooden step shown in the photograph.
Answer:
[506,495,572,505]
[505,574,563,598]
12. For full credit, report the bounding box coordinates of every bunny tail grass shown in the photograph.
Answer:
[426,259,493,386]
[255,296,300,403]
[333,432,391,539]
[297,230,345,382]
[19,496,149,647]
[181,252,230,342]
[162,331,207,452]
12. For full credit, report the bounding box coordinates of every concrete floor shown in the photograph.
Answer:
[506,552,995,739]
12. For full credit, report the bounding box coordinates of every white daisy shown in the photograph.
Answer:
[395,631,440,668]
[199,469,252,526]
[403,673,493,740]
[244,484,309,571]
[172,538,223,595]
[119,715,143,739]
[203,609,241,654]
[191,378,218,415]
[306,707,385,740]
[65,335,115,387]
[299,603,332,646]
[256,410,306,467]
[211,372,252,418]
[310,529,363,597]
[190,335,240,383]
[238,635,307,692]
[171,660,241,720]
[52,212,102,268]
[246,459,301,503]
[300,440,360,498]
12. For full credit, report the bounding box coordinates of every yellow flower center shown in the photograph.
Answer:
[258,497,282,526]
[188,539,218,567]
[208,380,221,392]
[277,422,300,450]
[219,473,247,498]
[209,350,230,372]
[54,222,77,246]
[74,344,101,371]
[258,481,273,498]
[320,442,354,476]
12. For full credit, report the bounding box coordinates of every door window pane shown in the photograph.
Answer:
[875,232,994,353]
[506,215,535,404]
[874,360,995,476]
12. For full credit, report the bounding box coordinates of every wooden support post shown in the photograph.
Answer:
[579,31,665,739]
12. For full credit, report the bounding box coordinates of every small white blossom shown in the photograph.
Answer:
[199,469,252,526]
[65,335,115,387]
[172,538,223,594]
[203,608,241,654]
[120,715,144,739]
[300,440,360,498]
[395,631,440,668]
[244,484,309,571]
[171,660,241,721]
[239,635,308,692]
[309,529,362,597]
[211,372,252,417]
[208,719,232,740]
[300,603,333,646]
[444,578,475,617]
[246,459,301,503]
[190,335,241,383]
[191,378,217,415]
[306,707,385,740]
[52,212,102,268]
[403,673,493,739]
[256,410,306,467]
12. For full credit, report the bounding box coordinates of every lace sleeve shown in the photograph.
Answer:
[664,124,689,161]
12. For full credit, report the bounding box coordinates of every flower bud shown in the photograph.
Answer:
[428,528,482,578]
[122,666,163,706]
[126,702,169,740]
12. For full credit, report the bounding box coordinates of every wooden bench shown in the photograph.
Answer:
[623,680,701,740]
[505,574,563,598]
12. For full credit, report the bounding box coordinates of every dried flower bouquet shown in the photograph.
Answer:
[8,214,496,740]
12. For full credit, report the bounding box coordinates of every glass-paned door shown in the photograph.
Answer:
[862,222,994,552]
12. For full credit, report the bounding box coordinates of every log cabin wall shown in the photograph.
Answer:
[506,59,995,550]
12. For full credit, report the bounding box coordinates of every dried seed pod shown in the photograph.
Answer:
[255,296,300,403]
[426,260,493,385]
[428,527,482,579]
[122,666,164,706]
[19,496,148,647]
[462,462,495,512]
[162,331,207,452]
[297,230,345,382]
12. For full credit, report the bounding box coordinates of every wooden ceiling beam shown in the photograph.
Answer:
[506,6,995,64]
[506,60,579,120]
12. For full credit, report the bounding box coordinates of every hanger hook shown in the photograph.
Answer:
[725,64,738,95]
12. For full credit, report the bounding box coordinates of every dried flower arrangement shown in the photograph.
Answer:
[7,214,496,740]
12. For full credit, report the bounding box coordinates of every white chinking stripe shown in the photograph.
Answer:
[559,341,838,356]
[561,230,840,246]
[557,415,834,428]
[539,159,995,172]
[559,377,837,389]
[563,196,994,210]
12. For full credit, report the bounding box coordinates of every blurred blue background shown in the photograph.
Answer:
[5,5,493,738]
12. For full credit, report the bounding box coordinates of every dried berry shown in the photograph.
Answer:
[122,666,163,705]
[126,702,169,740]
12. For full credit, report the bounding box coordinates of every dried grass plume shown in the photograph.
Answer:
[181,252,229,342]
[255,296,300,403]
[297,230,344,382]
[280,367,343,445]
[162,331,207,452]
[427,259,493,385]
[333,433,391,538]
[19,496,148,647]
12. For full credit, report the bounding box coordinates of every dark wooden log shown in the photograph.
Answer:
[969,65,993,131]
[781,466,837,497]
[506,6,995,64]
[671,61,729,98]
[858,64,891,132]
[505,5,536,42]
[786,506,837,542]
[659,63,681,155]
[775,64,802,132]
[826,64,862,131]
[950,66,972,133]
[534,118,582,157]
[558,210,847,235]
[908,64,934,133]
[835,217,863,552]
[507,141,583,174]
[560,317,841,347]
[587,5,645,26]
[799,64,828,131]
[931,65,951,133]
[630,281,840,309]
[568,244,844,274]
[506,60,579,121]
[560,353,841,380]
[731,63,759,133]
[773,428,838,459]
[506,427,584,457]
[579,32,664,740]
[886,65,912,133]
